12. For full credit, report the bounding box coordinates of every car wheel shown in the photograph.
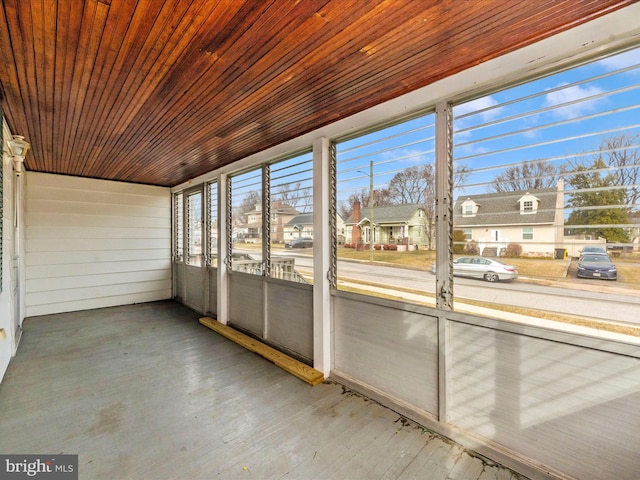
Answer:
[484,272,499,282]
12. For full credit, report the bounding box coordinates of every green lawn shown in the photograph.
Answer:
[504,257,567,278]
[240,243,637,283]
[337,247,436,269]
[337,247,569,278]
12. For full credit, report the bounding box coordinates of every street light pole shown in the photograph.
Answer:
[369,160,374,262]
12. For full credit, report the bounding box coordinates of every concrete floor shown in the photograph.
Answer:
[0,300,528,480]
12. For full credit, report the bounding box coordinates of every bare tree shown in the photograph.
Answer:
[300,187,313,213]
[597,134,640,209]
[338,187,392,220]
[276,182,302,209]
[389,165,430,204]
[349,189,370,210]
[373,188,392,206]
[489,160,558,193]
[235,190,261,226]
[338,200,353,221]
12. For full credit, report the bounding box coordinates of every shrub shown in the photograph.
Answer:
[374,244,382,250]
[387,244,398,251]
[503,243,523,257]
[453,230,467,254]
[465,240,479,255]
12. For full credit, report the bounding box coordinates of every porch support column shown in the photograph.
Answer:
[435,101,453,424]
[312,137,332,377]
[217,173,229,325]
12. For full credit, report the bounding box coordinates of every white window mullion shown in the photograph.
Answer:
[313,137,331,377]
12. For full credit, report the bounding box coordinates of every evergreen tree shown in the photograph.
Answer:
[565,158,630,243]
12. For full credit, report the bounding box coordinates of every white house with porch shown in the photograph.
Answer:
[344,201,428,246]
[285,212,345,244]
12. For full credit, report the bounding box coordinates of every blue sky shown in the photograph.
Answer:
[228,47,640,212]
[335,46,640,203]
[231,152,314,215]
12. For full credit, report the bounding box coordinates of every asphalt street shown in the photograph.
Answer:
[270,250,640,326]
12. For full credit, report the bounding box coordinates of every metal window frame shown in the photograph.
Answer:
[206,180,218,267]
[172,192,184,263]
[184,187,204,267]
[435,101,454,311]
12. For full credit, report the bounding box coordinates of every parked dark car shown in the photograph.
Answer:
[431,256,518,282]
[576,254,617,280]
[285,237,313,248]
[580,246,607,255]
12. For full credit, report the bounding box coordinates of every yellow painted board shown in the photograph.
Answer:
[199,317,325,386]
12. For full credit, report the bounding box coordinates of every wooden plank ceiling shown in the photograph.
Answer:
[0,0,633,187]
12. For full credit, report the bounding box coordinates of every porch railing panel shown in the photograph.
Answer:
[265,279,313,362]
[447,317,640,480]
[184,264,205,313]
[333,292,440,416]
[207,267,218,317]
[229,272,264,337]
[331,288,640,480]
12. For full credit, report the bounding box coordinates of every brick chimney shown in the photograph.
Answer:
[352,200,362,245]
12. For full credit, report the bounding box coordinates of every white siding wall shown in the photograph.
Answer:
[24,172,171,316]
[0,134,17,381]
[470,225,558,256]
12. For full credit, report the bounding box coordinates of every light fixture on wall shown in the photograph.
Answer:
[9,134,29,226]
[8,134,30,332]
[8,135,29,173]
[8,134,29,157]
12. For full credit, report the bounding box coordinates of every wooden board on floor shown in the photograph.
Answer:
[199,317,324,386]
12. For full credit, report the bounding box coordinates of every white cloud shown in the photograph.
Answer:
[597,48,640,72]
[454,95,502,121]
[543,83,604,119]
[381,147,431,166]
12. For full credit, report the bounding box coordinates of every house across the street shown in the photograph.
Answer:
[453,182,565,257]
[238,201,300,243]
[344,201,428,247]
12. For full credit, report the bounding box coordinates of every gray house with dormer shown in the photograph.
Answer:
[453,183,565,257]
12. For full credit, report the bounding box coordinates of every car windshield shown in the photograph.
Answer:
[582,255,610,263]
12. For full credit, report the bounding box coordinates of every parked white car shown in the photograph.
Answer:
[432,256,519,282]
